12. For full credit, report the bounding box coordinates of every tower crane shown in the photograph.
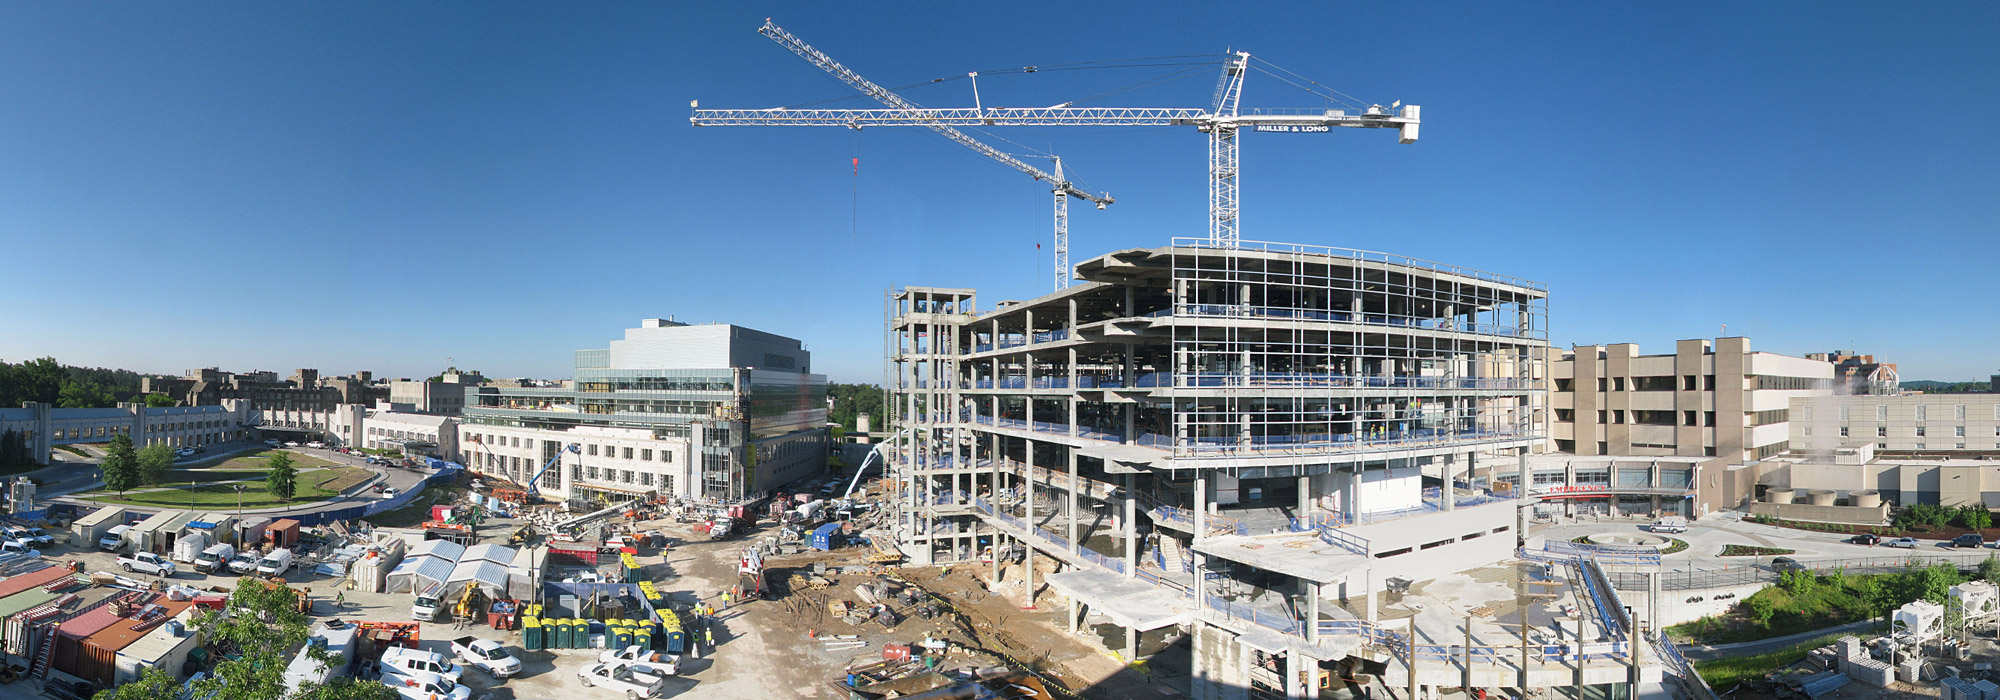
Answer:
[700,20,1110,290]
[692,23,1421,250]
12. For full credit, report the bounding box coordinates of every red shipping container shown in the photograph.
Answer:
[266,519,301,548]
[51,596,154,679]
[71,599,191,684]
[0,567,72,599]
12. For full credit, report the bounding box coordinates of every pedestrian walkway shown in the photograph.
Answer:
[1679,618,1885,662]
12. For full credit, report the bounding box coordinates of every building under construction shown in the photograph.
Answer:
[886,240,1687,699]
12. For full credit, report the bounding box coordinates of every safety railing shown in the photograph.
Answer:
[1148,505,1248,537]
[1166,303,1541,339]
[1172,372,1536,391]
[1316,525,1372,557]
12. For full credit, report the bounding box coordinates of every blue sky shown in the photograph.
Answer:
[2,3,1994,384]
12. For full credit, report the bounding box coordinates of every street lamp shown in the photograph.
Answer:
[234,484,246,516]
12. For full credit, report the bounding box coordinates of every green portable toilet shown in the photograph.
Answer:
[614,626,634,649]
[633,625,651,651]
[557,618,574,649]
[568,618,584,649]
[522,616,542,651]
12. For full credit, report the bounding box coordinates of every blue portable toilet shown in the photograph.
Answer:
[811,523,842,551]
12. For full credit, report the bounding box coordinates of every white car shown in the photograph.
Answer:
[1884,537,1920,548]
[576,661,666,699]
[284,442,300,448]
[451,637,522,678]
[307,441,325,449]
[381,488,399,499]
[563,570,607,584]
[380,647,463,684]
[382,671,471,700]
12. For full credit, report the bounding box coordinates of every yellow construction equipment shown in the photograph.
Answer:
[454,581,483,620]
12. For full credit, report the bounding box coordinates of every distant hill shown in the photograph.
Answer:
[1901,379,1994,394]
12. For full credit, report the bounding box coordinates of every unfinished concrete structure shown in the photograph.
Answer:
[886,240,1672,699]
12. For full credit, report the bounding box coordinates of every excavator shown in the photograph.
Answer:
[453,581,484,621]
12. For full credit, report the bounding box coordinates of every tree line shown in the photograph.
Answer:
[0,357,171,409]
[827,382,886,432]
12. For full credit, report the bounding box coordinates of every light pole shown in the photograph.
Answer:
[234,484,246,516]
[191,480,197,511]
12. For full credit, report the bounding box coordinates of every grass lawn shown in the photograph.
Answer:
[187,449,334,472]
[364,485,458,528]
[1693,629,1882,690]
[162,469,267,484]
[88,466,375,510]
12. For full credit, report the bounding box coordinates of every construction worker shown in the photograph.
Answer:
[720,591,732,610]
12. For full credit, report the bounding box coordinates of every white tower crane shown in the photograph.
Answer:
[710,20,1111,290]
[692,24,1421,250]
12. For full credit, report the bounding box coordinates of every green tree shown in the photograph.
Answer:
[91,664,184,700]
[267,451,297,502]
[142,393,177,408]
[1743,595,1777,626]
[187,577,311,700]
[1960,505,1994,531]
[0,429,32,471]
[101,434,140,496]
[296,677,397,700]
[136,443,175,486]
[56,378,116,408]
[1981,556,2000,583]
[15,357,65,405]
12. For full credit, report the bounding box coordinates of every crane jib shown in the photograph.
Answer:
[1253,125,1332,133]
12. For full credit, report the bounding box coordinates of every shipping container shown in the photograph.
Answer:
[266,519,301,549]
[71,599,193,685]
[0,588,59,662]
[185,514,237,545]
[114,608,202,685]
[0,566,73,600]
[235,517,273,549]
[128,510,183,554]
[51,596,156,679]
[70,507,127,546]
[810,523,842,551]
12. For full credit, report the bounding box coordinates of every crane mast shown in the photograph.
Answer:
[751,20,1110,289]
[692,22,1421,251]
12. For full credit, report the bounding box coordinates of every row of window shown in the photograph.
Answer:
[1819,425,1998,439]
[1824,404,1999,422]
[466,432,676,464]
[1558,409,1719,427]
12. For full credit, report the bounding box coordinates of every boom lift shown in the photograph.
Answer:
[525,444,581,503]
[693,20,1420,251]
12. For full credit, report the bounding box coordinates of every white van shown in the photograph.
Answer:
[257,548,294,576]
[1651,515,1689,534]
[411,582,447,621]
[99,524,132,551]
[194,543,237,574]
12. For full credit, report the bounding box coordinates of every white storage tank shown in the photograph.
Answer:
[1809,489,1838,506]
[1852,491,1882,508]
[1766,488,1797,504]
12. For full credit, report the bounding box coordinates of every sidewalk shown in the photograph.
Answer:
[1679,618,1885,662]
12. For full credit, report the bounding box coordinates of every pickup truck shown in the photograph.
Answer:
[118,551,176,577]
[576,661,666,699]
[598,645,677,676]
[0,539,41,558]
[4,526,53,548]
[451,636,523,677]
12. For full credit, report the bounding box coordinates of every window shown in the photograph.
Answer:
[1958,405,1967,421]
[1917,426,1927,437]
[1876,406,1888,422]
[1876,426,1887,437]
[588,444,598,456]
[510,437,519,448]
[1556,379,1573,392]
[1917,405,1928,421]
[587,466,598,479]
[641,472,653,486]
[1840,426,1849,437]
[1704,375,1715,390]
[1800,406,1813,422]
[1803,426,1812,437]
[1704,411,1715,427]
[1597,378,1607,392]
[1684,410,1697,426]
[1682,375,1696,391]
[623,447,634,460]
[1956,426,1966,438]
[1613,410,1625,424]
[1614,377,1626,392]
[641,449,653,461]
[1597,410,1607,424]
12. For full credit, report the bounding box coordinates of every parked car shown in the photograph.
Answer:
[451,637,523,678]
[1771,557,1807,573]
[265,439,282,447]
[598,645,677,677]
[118,551,175,577]
[563,570,607,584]
[99,524,132,551]
[380,647,463,684]
[576,661,666,699]
[0,539,41,558]
[1884,537,1920,548]
[1957,533,1986,548]
[227,551,261,575]
[5,526,53,548]
[381,670,470,700]
[256,548,294,576]
[1846,533,1881,546]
